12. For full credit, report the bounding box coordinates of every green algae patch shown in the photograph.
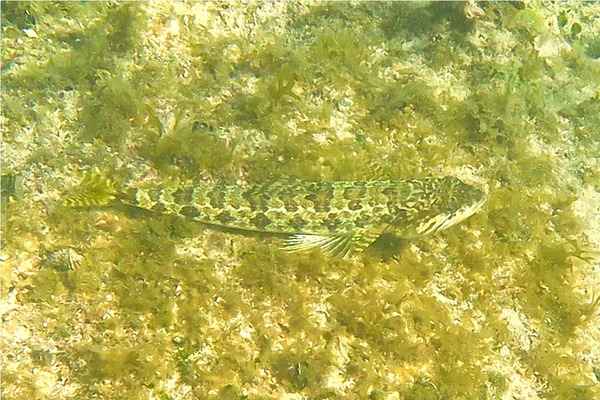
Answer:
[2,1,600,399]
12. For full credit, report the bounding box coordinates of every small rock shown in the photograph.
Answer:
[23,28,38,39]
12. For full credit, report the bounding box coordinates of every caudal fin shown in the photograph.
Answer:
[63,172,120,207]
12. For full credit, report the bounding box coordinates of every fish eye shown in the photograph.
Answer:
[445,204,456,212]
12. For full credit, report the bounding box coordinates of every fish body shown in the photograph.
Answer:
[68,176,488,258]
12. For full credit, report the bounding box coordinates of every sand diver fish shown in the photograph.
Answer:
[66,175,487,259]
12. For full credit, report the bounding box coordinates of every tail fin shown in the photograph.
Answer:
[63,171,120,207]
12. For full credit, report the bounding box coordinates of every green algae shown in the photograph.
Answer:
[2,1,600,399]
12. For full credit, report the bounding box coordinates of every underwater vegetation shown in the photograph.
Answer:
[2,1,600,399]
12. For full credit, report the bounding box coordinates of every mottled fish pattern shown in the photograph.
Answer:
[68,176,488,258]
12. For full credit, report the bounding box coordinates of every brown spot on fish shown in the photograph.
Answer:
[217,210,234,224]
[173,188,194,205]
[180,205,201,218]
[251,213,271,230]
[348,199,362,211]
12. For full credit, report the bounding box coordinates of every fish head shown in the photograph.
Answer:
[389,177,488,238]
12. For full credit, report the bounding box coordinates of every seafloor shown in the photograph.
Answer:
[2,2,599,399]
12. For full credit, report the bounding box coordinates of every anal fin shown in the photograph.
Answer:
[283,229,381,259]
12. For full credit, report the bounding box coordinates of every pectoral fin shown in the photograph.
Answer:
[283,229,382,259]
